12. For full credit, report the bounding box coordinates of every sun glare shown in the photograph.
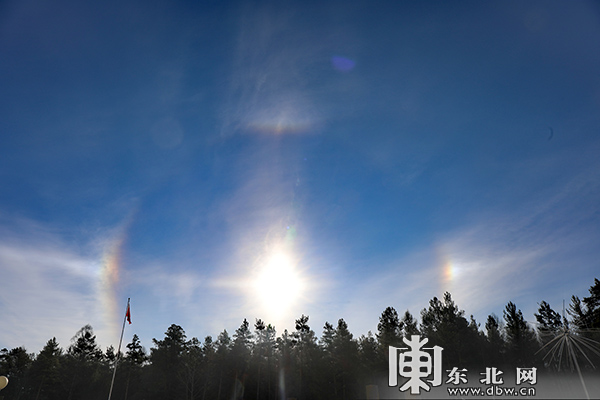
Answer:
[254,251,304,317]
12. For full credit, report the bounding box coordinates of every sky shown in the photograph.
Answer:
[1,0,600,354]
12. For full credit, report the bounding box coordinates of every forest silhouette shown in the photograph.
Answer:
[1,278,599,400]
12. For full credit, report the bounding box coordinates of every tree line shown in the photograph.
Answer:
[1,278,599,400]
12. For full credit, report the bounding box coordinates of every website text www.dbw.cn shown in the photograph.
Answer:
[447,385,536,397]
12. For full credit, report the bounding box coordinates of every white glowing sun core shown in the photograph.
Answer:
[253,251,305,317]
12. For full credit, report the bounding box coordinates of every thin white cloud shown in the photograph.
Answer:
[132,265,205,310]
[434,160,600,321]
[0,222,102,352]
[0,214,150,352]
[220,3,335,136]
[340,144,600,334]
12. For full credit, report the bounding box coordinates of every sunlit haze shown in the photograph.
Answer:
[253,251,306,319]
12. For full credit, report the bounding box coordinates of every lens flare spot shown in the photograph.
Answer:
[331,55,356,72]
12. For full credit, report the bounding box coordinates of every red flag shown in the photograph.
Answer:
[126,304,131,324]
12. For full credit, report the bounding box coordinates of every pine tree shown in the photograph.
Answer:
[276,329,294,400]
[123,334,146,400]
[252,322,276,400]
[420,292,481,367]
[0,346,33,400]
[535,300,564,350]
[320,322,335,351]
[319,322,337,398]
[376,307,402,353]
[181,337,203,400]
[126,334,147,366]
[566,278,600,366]
[401,310,419,337]
[231,318,253,398]
[357,332,380,385]
[200,336,215,400]
[30,337,63,400]
[65,325,105,400]
[332,319,359,400]
[484,314,505,366]
[68,325,103,362]
[214,330,232,400]
[569,278,600,341]
[503,302,539,366]
[292,315,319,399]
[147,324,189,400]
[253,319,266,400]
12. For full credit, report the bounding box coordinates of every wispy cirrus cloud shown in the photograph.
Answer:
[0,212,152,352]
[220,3,351,137]
[437,157,600,319]
[0,217,103,351]
[340,142,600,335]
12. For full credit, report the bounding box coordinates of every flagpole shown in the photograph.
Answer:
[108,298,130,400]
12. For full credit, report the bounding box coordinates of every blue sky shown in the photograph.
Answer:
[1,0,599,353]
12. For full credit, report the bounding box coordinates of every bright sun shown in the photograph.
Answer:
[254,251,304,317]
